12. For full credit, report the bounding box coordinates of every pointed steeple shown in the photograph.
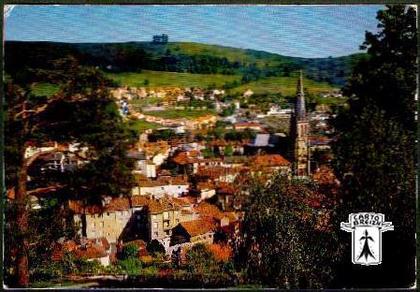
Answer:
[295,70,306,120]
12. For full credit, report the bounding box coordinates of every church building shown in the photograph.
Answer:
[290,71,310,177]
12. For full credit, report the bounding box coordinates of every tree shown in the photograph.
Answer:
[223,145,234,157]
[332,5,416,288]
[5,60,134,287]
[185,244,218,275]
[120,243,139,260]
[236,173,337,288]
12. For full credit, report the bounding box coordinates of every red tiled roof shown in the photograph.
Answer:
[251,154,290,167]
[137,176,188,187]
[69,195,183,215]
[74,245,107,259]
[216,183,236,195]
[179,219,216,237]
[194,202,225,221]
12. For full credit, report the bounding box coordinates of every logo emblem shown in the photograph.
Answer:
[341,212,393,266]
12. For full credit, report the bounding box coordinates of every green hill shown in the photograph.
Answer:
[105,70,241,89]
[229,75,334,96]
[5,41,366,87]
[105,70,335,96]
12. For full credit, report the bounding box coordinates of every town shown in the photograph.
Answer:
[6,4,415,289]
[8,70,338,272]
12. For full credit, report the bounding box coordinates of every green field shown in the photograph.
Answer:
[127,119,161,133]
[130,96,163,110]
[230,75,336,96]
[145,109,215,120]
[106,70,240,88]
[31,83,60,97]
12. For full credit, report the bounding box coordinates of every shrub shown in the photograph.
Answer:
[118,258,142,276]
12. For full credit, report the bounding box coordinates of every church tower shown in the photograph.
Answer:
[291,71,310,177]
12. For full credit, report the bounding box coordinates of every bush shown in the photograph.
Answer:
[120,243,139,260]
[142,265,158,277]
[118,258,142,276]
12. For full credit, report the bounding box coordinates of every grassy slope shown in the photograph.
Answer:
[230,75,335,96]
[106,70,240,89]
[127,119,161,133]
[145,109,215,120]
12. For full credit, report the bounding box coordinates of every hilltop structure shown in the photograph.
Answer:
[152,34,169,44]
[291,71,310,177]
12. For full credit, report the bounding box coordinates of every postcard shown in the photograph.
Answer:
[3,4,417,289]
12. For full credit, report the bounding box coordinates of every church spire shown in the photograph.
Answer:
[295,70,306,120]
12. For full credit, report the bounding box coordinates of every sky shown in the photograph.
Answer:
[5,5,383,58]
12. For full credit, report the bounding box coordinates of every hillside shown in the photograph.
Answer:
[5,41,366,87]
[105,70,241,89]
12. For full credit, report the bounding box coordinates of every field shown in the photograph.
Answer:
[230,76,336,96]
[127,119,161,133]
[107,70,337,97]
[145,109,215,120]
[130,96,163,110]
[106,70,240,89]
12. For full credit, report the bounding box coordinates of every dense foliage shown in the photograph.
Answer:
[332,5,416,288]
[236,173,337,288]
[4,59,135,287]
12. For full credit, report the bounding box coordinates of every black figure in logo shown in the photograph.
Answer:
[358,229,375,261]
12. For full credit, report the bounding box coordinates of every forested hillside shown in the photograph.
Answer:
[5,41,366,87]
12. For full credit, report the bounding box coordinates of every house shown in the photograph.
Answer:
[52,237,112,267]
[195,182,216,202]
[192,158,223,173]
[74,238,112,266]
[70,194,194,246]
[70,197,137,244]
[127,151,157,178]
[132,176,189,198]
[223,156,249,168]
[234,122,265,132]
[170,219,216,246]
[250,154,291,175]
[215,183,237,211]
[184,115,217,130]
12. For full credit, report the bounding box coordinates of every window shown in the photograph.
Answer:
[107,232,110,236]
[178,186,181,189]
[161,187,164,190]
[163,212,169,220]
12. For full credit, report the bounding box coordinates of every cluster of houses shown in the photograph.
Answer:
[13,72,339,268]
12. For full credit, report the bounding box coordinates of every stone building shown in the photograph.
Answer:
[290,71,310,177]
